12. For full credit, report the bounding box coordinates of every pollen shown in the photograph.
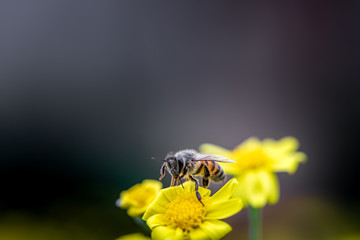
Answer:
[164,191,206,231]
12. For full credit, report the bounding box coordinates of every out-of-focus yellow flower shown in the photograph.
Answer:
[142,178,242,240]
[116,233,151,240]
[199,137,306,208]
[118,179,163,217]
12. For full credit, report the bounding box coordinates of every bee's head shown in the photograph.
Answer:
[164,154,180,177]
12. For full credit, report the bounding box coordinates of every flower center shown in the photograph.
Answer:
[164,191,206,231]
[234,148,270,171]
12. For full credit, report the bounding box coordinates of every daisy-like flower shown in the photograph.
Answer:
[199,137,306,208]
[117,179,163,217]
[116,233,151,240]
[142,178,242,240]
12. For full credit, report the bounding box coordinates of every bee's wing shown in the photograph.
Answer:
[192,153,236,163]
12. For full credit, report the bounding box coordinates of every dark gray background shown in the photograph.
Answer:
[0,1,359,239]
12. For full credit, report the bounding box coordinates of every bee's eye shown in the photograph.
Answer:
[166,157,173,163]
[167,158,177,167]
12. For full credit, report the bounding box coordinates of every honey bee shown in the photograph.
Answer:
[159,149,235,204]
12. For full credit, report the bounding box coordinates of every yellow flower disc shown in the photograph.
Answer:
[164,191,205,231]
[143,179,243,240]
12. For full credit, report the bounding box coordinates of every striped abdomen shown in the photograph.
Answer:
[193,160,225,182]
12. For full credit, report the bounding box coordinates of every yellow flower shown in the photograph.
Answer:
[116,233,151,240]
[118,179,163,217]
[199,137,306,208]
[142,178,242,240]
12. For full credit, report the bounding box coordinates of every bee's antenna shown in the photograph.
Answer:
[151,156,165,162]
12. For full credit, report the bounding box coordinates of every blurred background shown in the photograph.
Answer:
[0,1,359,239]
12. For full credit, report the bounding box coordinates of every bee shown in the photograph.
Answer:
[159,149,235,204]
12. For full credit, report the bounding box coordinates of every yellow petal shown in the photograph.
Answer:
[116,233,151,240]
[244,171,267,208]
[146,214,167,229]
[266,173,279,204]
[190,220,232,240]
[199,187,212,197]
[162,186,181,202]
[278,137,299,151]
[119,179,162,217]
[188,227,210,240]
[142,190,170,221]
[233,175,249,206]
[263,137,306,174]
[264,137,299,153]
[209,178,239,203]
[127,206,148,217]
[151,226,176,240]
[175,227,184,240]
[244,171,279,207]
[119,195,133,208]
[233,138,261,153]
[256,171,279,205]
[206,198,243,219]
[142,179,163,190]
[199,143,232,158]
[179,180,211,198]
[272,152,307,173]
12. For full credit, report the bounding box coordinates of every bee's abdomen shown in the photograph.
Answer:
[203,161,225,182]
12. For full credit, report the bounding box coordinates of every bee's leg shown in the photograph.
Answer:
[159,163,166,180]
[202,177,209,188]
[176,178,180,186]
[170,176,176,186]
[178,166,188,189]
[178,178,184,188]
[177,175,184,188]
[202,165,210,188]
[189,175,204,206]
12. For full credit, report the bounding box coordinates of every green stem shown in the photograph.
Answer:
[248,206,262,240]
[132,217,151,235]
